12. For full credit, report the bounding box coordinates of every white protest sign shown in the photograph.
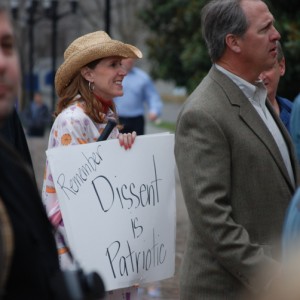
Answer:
[46,133,176,291]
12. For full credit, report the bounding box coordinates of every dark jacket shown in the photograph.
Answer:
[0,108,33,169]
[0,137,60,299]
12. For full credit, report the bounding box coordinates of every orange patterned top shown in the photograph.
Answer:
[41,98,118,269]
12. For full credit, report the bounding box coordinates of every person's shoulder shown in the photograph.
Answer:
[61,102,85,115]
[132,67,150,80]
[0,136,30,175]
[55,102,90,124]
[276,96,293,111]
[294,93,300,105]
[41,103,49,110]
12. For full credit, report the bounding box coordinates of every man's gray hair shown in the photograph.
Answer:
[201,0,250,62]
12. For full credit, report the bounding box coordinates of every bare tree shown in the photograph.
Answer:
[77,0,148,47]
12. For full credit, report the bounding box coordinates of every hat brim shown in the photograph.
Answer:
[55,40,142,97]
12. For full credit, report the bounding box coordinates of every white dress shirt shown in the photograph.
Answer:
[215,64,295,187]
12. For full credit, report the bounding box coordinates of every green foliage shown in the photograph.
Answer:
[140,0,300,99]
[139,0,209,93]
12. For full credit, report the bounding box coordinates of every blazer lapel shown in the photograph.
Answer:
[266,100,300,187]
[209,67,296,190]
[240,101,294,189]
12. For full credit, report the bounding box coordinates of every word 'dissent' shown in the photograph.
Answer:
[92,156,162,212]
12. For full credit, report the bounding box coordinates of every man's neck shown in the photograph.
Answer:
[216,58,259,85]
[268,96,280,116]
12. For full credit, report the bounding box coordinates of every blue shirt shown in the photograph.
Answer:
[290,94,300,162]
[114,67,163,118]
[276,96,293,133]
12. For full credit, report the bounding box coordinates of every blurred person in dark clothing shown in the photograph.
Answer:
[0,106,33,168]
[0,4,60,299]
[24,91,50,137]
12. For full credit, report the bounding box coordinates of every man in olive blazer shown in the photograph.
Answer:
[175,0,300,299]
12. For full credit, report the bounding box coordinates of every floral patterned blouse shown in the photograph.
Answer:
[42,99,118,267]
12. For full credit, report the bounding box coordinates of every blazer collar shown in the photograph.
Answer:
[209,66,297,191]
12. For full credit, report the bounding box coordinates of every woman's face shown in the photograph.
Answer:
[88,56,127,100]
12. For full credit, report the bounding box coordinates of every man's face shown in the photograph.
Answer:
[238,0,280,75]
[121,58,135,72]
[259,58,285,99]
[0,11,20,122]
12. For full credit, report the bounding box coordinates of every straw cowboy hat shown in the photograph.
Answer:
[55,31,143,97]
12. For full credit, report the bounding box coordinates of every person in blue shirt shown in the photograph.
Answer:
[114,58,163,135]
[259,41,293,132]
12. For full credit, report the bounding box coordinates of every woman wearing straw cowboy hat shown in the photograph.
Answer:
[42,31,142,297]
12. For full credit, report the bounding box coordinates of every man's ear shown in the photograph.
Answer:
[80,67,93,81]
[278,57,286,76]
[225,34,241,53]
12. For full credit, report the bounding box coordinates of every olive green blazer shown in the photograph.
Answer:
[175,66,300,300]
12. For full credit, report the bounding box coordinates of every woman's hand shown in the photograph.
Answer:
[118,132,137,150]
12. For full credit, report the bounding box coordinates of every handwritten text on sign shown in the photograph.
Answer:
[46,133,176,291]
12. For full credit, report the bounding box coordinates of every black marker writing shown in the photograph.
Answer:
[105,228,167,278]
[56,145,103,199]
[92,155,162,212]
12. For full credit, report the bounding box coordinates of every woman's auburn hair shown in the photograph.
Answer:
[54,72,117,124]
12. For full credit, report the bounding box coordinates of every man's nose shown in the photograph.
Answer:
[271,26,281,42]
